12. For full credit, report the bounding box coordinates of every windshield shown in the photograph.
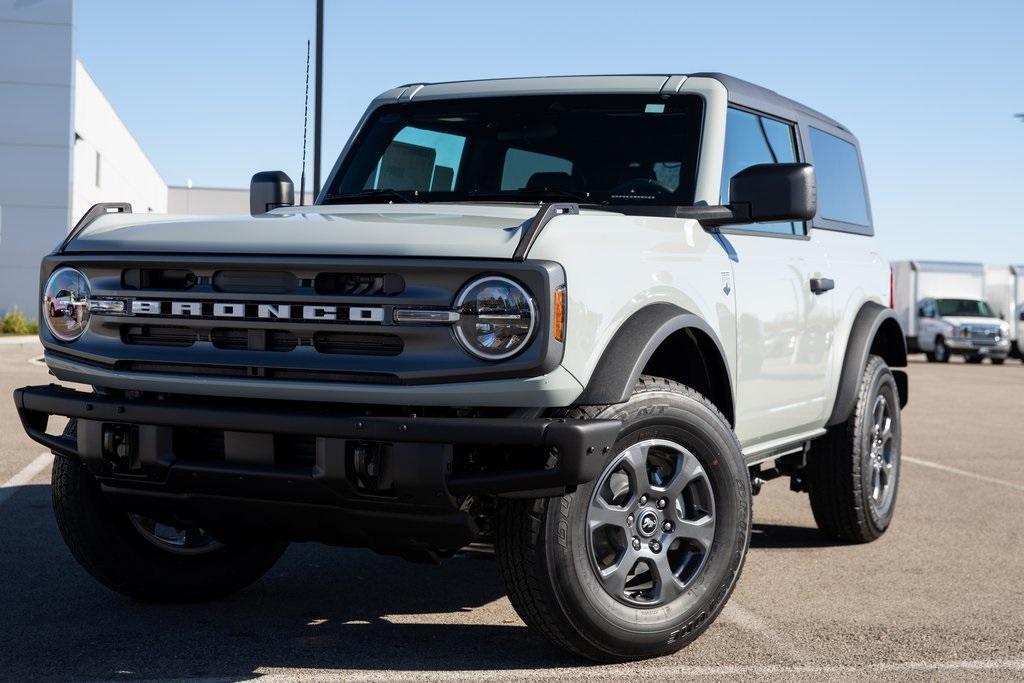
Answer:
[936,299,995,318]
[323,94,704,206]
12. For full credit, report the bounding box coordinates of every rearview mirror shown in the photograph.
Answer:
[728,162,817,224]
[250,171,294,216]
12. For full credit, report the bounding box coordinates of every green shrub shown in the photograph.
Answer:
[1,309,39,335]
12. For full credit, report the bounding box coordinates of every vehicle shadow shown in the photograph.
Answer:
[749,522,838,549]
[0,484,586,681]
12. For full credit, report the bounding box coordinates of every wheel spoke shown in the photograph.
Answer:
[661,452,703,498]
[621,444,650,490]
[598,546,639,596]
[652,553,683,602]
[588,498,629,530]
[675,514,715,549]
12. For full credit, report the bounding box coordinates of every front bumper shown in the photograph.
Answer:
[14,384,619,554]
[945,338,1010,357]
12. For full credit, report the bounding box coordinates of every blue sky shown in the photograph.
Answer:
[77,0,1023,262]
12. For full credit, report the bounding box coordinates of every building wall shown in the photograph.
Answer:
[72,61,167,224]
[0,0,76,317]
[168,186,312,215]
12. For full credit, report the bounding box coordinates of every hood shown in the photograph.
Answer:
[64,204,556,259]
[942,315,1006,328]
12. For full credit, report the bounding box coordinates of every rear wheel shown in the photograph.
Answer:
[806,355,901,543]
[52,430,287,602]
[496,376,750,661]
[991,358,1006,366]
[965,354,984,364]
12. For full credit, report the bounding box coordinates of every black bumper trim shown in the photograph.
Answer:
[14,384,620,498]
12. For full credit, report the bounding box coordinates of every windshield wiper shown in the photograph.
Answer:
[321,189,421,204]
[464,188,603,204]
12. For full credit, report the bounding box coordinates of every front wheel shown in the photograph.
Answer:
[925,336,950,363]
[52,447,288,602]
[496,376,751,662]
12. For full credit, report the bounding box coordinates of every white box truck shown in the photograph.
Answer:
[892,260,1010,363]
[984,265,1024,359]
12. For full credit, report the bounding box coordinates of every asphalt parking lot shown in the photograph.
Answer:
[1,342,1022,682]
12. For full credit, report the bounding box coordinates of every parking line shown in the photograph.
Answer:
[903,456,1024,493]
[0,452,52,506]
[234,659,1024,681]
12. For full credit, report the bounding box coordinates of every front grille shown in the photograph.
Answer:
[962,326,1001,343]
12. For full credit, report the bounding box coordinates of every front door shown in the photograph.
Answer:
[717,108,836,447]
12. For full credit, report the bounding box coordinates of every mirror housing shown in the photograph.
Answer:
[250,171,294,216]
[672,162,816,227]
[728,162,817,224]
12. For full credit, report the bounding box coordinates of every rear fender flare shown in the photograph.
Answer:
[827,302,908,427]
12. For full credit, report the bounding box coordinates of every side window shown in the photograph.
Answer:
[808,127,869,227]
[720,108,800,235]
[501,148,573,190]
[919,300,936,318]
[367,126,466,192]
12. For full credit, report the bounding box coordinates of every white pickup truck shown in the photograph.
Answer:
[892,260,1010,364]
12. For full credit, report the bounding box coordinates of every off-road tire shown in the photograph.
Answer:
[496,376,750,662]
[52,426,288,602]
[806,355,901,543]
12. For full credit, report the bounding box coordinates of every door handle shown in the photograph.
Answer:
[809,277,835,294]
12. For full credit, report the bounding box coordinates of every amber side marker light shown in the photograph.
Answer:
[553,286,566,342]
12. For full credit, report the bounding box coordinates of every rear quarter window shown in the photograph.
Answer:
[809,127,870,228]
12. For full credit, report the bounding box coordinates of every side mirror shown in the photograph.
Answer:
[250,171,294,216]
[729,163,817,224]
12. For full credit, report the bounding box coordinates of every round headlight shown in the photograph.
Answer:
[455,276,536,360]
[43,267,91,342]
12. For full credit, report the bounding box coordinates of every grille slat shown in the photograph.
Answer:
[122,325,197,347]
[313,332,403,356]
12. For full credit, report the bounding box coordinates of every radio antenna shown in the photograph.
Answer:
[299,39,311,206]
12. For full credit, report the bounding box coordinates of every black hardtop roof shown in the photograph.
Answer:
[690,72,847,131]
[393,72,849,134]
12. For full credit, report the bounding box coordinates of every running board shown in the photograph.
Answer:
[742,428,826,466]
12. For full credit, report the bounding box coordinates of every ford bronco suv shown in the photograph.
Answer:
[15,74,908,662]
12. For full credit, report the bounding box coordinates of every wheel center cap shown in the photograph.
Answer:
[636,509,659,538]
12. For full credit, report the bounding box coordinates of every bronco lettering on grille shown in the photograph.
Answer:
[128,300,381,323]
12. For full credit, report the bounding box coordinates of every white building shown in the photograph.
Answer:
[0,0,294,319]
[0,0,76,317]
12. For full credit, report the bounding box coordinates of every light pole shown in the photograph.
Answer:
[312,0,324,200]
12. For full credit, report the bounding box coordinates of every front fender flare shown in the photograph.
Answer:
[573,303,733,411]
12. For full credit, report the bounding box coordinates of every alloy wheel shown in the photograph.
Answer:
[128,514,224,556]
[586,438,715,607]
[867,392,898,516]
